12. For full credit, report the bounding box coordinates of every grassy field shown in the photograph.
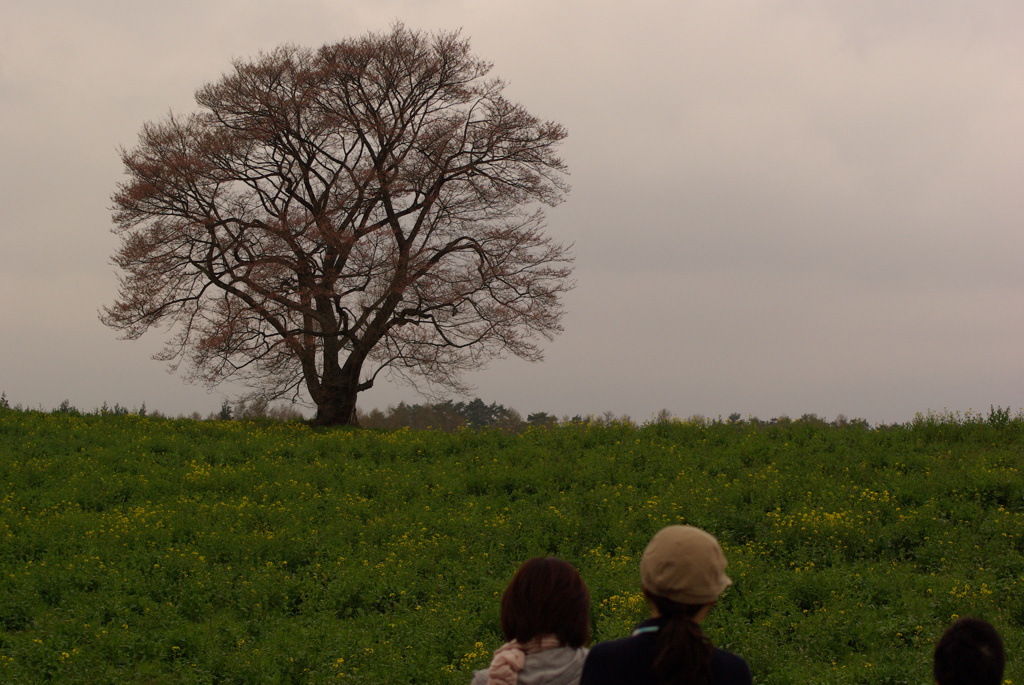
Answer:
[1,408,1022,683]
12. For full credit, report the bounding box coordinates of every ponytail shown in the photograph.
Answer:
[647,594,714,685]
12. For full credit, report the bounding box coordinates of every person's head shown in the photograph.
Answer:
[640,525,731,606]
[639,525,732,685]
[500,557,590,647]
[934,617,1004,685]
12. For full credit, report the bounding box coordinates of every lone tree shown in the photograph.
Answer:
[102,25,572,426]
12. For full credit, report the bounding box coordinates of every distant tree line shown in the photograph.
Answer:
[0,391,633,430]
[1,390,1017,433]
[358,399,560,431]
[0,393,302,423]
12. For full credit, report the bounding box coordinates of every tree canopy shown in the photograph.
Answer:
[102,25,572,426]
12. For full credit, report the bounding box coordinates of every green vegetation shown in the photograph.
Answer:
[1,407,1022,683]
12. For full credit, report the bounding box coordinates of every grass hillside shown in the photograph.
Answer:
[1,408,1022,683]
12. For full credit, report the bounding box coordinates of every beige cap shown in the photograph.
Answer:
[640,525,732,604]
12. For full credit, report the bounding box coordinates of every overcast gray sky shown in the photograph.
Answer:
[2,0,1023,424]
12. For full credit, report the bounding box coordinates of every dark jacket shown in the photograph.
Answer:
[579,618,751,685]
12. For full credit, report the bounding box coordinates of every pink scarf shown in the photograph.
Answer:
[486,635,563,685]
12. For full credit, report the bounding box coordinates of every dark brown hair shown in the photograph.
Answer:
[500,557,590,647]
[934,617,1004,685]
[646,592,714,685]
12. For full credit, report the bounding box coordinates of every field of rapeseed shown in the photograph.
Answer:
[1,408,1023,684]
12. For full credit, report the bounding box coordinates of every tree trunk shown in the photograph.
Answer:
[309,350,364,427]
[311,390,359,427]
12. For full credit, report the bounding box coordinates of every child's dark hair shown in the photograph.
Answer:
[646,592,714,685]
[500,557,590,647]
[933,617,1004,685]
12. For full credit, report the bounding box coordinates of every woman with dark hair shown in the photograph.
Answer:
[472,557,591,685]
[580,526,751,685]
[933,617,1004,685]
